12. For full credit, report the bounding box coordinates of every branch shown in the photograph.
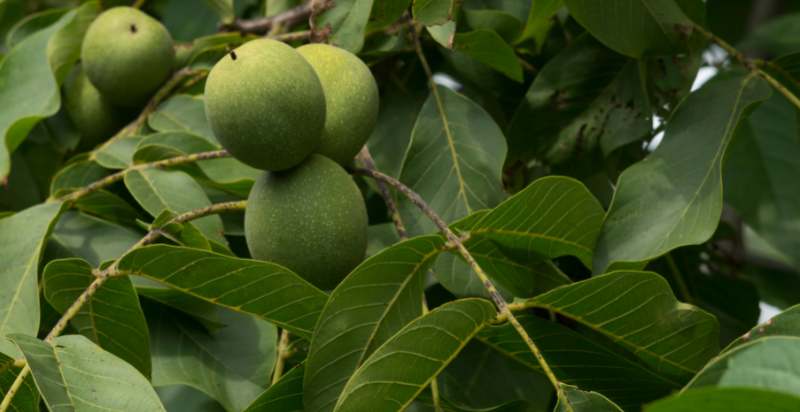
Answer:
[56,150,230,203]
[91,68,208,154]
[272,329,291,384]
[0,201,247,412]
[220,2,319,35]
[691,23,800,111]
[356,146,408,239]
[353,167,570,409]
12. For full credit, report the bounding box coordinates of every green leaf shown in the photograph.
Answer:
[0,351,39,412]
[204,0,235,24]
[563,0,698,58]
[451,30,523,82]
[399,86,507,236]
[50,211,141,266]
[243,364,304,412]
[413,0,456,26]
[646,387,800,412]
[157,385,224,412]
[146,302,276,412]
[686,336,800,395]
[124,168,226,245]
[148,95,216,143]
[594,72,771,272]
[72,190,140,225]
[0,2,96,179]
[5,7,68,49]
[42,258,151,377]
[313,0,375,52]
[0,201,63,357]
[92,135,141,169]
[520,271,719,382]
[304,235,445,412]
[469,176,605,268]
[333,298,497,412]
[49,158,107,196]
[478,314,680,409]
[507,35,648,164]
[11,334,165,411]
[517,0,563,48]
[729,304,800,348]
[724,93,800,270]
[116,244,328,339]
[555,384,623,412]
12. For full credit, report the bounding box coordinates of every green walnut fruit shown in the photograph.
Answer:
[81,7,175,107]
[245,154,368,290]
[205,39,326,171]
[64,67,132,148]
[297,44,379,165]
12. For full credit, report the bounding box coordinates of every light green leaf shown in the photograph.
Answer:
[243,364,304,412]
[313,0,374,52]
[452,30,523,82]
[399,86,507,236]
[478,313,680,409]
[594,72,771,272]
[413,0,455,26]
[333,298,497,412]
[564,0,698,58]
[724,93,800,270]
[124,168,226,245]
[146,302,276,412]
[555,384,623,412]
[686,336,800,394]
[42,258,151,377]
[0,201,63,357]
[50,210,141,266]
[11,334,165,411]
[92,135,141,169]
[116,245,328,339]
[646,387,800,412]
[0,2,96,179]
[148,95,216,143]
[0,351,39,412]
[521,271,719,382]
[304,235,445,412]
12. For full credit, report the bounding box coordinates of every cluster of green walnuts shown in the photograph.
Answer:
[206,36,379,291]
[67,6,379,290]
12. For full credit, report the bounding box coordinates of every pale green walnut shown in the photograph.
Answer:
[245,155,368,290]
[205,39,326,171]
[297,44,379,165]
[81,7,175,107]
[63,66,132,148]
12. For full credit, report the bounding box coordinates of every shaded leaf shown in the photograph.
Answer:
[453,30,523,82]
[42,258,151,377]
[146,302,276,412]
[0,201,63,357]
[594,72,771,272]
[399,86,506,236]
[243,364,304,412]
[517,0,563,48]
[646,387,800,412]
[555,384,623,412]
[11,334,165,411]
[333,298,497,412]
[414,0,455,26]
[49,158,107,196]
[148,95,216,142]
[0,351,39,412]
[116,245,328,339]
[304,235,445,412]
[0,2,96,179]
[313,0,374,52]
[730,304,800,348]
[50,210,141,266]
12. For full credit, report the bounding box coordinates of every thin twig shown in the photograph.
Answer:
[353,167,569,409]
[56,150,230,203]
[691,23,800,110]
[221,2,313,35]
[356,146,408,239]
[0,201,247,411]
[270,30,311,43]
[272,329,291,384]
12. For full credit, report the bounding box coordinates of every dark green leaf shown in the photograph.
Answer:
[414,0,456,26]
[313,0,375,52]
[452,30,523,82]
[594,72,771,272]
[333,298,497,412]
[243,364,304,412]
[646,387,800,412]
[116,245,328,338]
[555,384,623,412]
[42,258,151,377]
[304,235,445,412]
